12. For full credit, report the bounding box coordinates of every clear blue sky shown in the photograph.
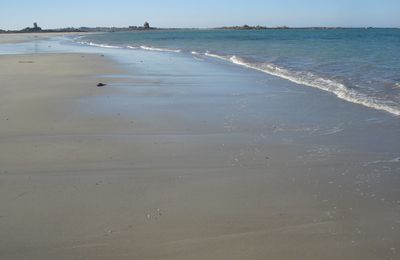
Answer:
[0,0,399,30]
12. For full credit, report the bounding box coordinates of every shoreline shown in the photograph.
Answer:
[0,32,96,44]
[0,35,399,259]
[76,32,400,117]
[2,30,400,117]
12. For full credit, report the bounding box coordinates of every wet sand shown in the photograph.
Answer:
[0,40,399,259]
[0,32,91,44]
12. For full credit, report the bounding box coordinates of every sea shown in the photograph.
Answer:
[76,28,400,116]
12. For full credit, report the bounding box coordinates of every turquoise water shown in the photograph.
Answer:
[77,29,400,116]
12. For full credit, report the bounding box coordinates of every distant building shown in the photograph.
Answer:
[21,22,42,32]
[128,22,153,31]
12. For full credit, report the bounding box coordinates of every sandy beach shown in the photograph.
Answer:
[0,32,92,44]
[0,34,399,260]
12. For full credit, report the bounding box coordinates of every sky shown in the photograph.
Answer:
[0,0,399,30]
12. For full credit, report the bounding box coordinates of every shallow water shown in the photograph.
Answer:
[77,29,400,116]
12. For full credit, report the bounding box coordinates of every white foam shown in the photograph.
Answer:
[77,41,122,49]
[126,45,138,49]
[191,51,200,55]
[140,45,181,53]
[204,52,230,61]
[206,52,400,116]
[87,42,122,49]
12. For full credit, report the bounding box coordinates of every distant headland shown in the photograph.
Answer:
[215,25,375,30]
[0,23,387,34]
[0,22,156,34]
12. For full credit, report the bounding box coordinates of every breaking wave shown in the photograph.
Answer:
[205,52,400,116]
[79,41,123,49]
[205,51,230,60]
[140,45,181,53]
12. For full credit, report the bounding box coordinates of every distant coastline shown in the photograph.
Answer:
[0,23,394,34]
[0,22,156,34]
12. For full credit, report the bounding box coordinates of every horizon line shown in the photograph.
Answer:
[2,24,400,31]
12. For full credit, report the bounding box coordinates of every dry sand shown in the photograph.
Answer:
[0,50,399,259]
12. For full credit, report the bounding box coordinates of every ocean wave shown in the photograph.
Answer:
[204,52,230,61]
[79,41,122,49]
[73,39,400,116]
[205,52,400,116]
[140,45,181,53]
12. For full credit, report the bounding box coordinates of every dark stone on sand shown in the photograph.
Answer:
[97,83,107,87]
